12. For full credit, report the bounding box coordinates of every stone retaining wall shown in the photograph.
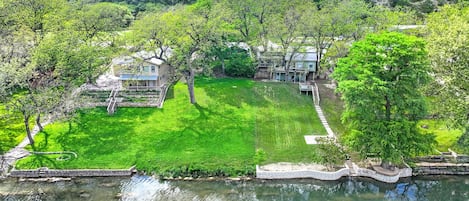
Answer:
[413,163,469,175]
[256,165,350,180]
[256,163,413,183]
[9,167,135,178]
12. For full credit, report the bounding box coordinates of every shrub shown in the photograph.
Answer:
[253,148,267,164]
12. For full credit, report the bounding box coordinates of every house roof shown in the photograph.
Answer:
[286,52,318,61]
[112,48,172,66]
[226,42,250,51]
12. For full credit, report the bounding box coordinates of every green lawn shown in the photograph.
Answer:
[316,80,346,137]
[417,119,463,152]
[15,78,326,176]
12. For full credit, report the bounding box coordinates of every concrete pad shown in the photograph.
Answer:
[304,135,319,144]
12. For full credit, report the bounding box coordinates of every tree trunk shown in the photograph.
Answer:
[385,95,391,121]
[316,47,323,78]
[221,59,225,76]
[186,70,196,104]
[284,59,291,82]
[381,160,394,170]
[185,58,197,104]
[36,112,43,132]
[23,114,34,145]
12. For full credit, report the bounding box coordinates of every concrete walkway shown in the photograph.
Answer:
[304,83,336,144]
[314,105,334,138]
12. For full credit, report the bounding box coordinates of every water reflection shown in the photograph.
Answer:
[0,175,467,201]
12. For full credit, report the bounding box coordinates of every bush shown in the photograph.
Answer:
[253,148,267,164]
[209,46,256,78]
[224,50,256,78]
[457,129,469,154]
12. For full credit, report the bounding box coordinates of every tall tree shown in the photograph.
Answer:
[333,32,435,167]
[266,0,313,81]
[426,4,469,152]
[222,0,275,51]
[304,0,372,74]
[0,0,66,144]
[1,1,124,145]
[129,0,220,104]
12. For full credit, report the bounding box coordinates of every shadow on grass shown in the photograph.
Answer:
[164,84,175,100]
[32,131,50,151]
[52,107,154,160]
[176,103,235,138]
[22,154,59,169]
[0,111,24,153]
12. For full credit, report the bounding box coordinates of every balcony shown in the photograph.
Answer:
[119,73,158,81]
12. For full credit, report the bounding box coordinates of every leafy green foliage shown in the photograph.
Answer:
[425,4,469,154]
[253,148,267,164]
[316,137,347,170]
[426,4,469,131]
[224,52,255,78]
[333,32,436,165]
[207,46,256,78]
[457,129,469,154]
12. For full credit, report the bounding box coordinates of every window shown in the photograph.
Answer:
[142,66,151,73]
[151,66,156,73]
[296,62,303,69]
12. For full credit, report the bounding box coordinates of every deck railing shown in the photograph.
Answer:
[312,82,320,105]
[107,88,119,115]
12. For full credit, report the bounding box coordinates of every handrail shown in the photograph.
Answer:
[313,82,320,105]
[157,84,170,108]
[107,88,119,114]
[311,85,316,105]
[108,88,115,99]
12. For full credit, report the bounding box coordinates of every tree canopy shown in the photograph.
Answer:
[333,32,436,166]
[0,0,125,144]
[425,4,469,152]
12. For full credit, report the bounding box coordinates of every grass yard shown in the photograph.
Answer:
[15,78,326,176]
[316,80,346,136]
[417,119,463,153]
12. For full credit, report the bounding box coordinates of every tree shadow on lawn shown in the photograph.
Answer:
[32,131,50,151]
[164,84,175,100]
[0,112,24,153]
[21,154,59,169]
[173,103,254,151]
[176,103,241,137]
[54,107,154,160]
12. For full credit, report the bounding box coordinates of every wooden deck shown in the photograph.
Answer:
[299,83,313,92]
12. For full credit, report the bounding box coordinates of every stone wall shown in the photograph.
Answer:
[256,163,413,183]
[9,167,135,178]
[413,163,469,175]
[456,155,469,163]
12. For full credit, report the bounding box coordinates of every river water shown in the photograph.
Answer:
[0,175,468,201]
